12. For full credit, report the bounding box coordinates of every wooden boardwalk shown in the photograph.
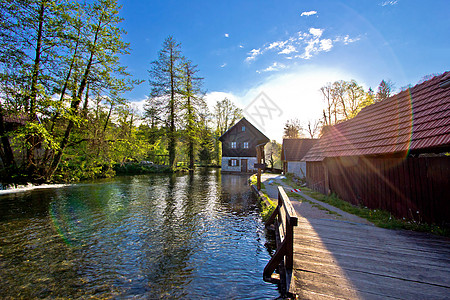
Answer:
[291,217,450,299]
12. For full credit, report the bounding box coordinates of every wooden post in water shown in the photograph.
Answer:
[256,145,262,190]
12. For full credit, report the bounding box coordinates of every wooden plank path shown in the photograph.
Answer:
[291,217,450,299]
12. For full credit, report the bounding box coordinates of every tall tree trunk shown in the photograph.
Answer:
[186,68,194,170]
[26,1,45,175]
[42,30,81,167]
[46,14,102,179]
[168,47,176,169]
[187,96,194,169]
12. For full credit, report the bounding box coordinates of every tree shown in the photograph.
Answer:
[283,118,303,138]
[306,120,322,139]
[265,140,281,169]
[0,0,135,182]
[181,60,205,169]
[198,110,214,166]
[375,79,395,102]
[0,0,69,178]
[47,0,134,180]
[320,79,375,126]
[147,36,184,169]
[212,98,242,164]
[213,98,243,136]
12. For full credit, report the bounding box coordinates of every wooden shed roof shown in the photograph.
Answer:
[303,72,450,162]
[282,138,318,161]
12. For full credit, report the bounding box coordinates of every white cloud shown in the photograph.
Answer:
[244,28,359,63]
[320,39,333,51]
[301,10,317,17]
[220,63,227,68]
[380,0,398,6]
[267,41,287,50]
[278,45,297,55]
[299,39,318,59]
[224,33,229,38]
[309,28,323,37]
[245,48,262,62]
[257,62,287,73]
[239,45,244,48]
[334,35,361,45]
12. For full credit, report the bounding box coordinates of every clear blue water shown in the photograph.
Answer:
[0,169,279,299]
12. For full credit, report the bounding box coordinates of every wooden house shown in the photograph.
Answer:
[281,138,317,178]
[219,117,269,173]
[302,72,450,225]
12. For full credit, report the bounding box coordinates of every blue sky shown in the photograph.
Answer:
[119,0,450,141]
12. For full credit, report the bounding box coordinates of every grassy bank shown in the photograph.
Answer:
[249,175,277,222]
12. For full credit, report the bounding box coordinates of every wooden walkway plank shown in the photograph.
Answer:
[257,179,450,299]
[295,220,450,255]
[292,216,450,299]
[293,256,450,288]
[293,245,450,274]
[294,236,450,265]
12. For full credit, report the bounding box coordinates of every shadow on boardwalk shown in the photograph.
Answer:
[260,173,450,299]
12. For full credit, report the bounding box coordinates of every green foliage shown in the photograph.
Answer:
[321,79,375,126]
[260,197,276,222]
[265,140,282,169]
[249,174,277,221]
[213,98,243,136]
[114,163,171,175]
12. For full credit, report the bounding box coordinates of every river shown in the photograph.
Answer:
[0,168,279,299]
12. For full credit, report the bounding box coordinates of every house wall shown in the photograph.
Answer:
[306,156,450,225]
[221,156,257,173]
[220,119,268,158]
[286,161,307,178]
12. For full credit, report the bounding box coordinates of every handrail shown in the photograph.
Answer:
[263,186,298,290]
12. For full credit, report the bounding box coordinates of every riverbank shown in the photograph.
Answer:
[252,173,449,236]
[250,173,372,225]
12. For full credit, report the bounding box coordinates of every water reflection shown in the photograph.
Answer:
[0,169,278,299]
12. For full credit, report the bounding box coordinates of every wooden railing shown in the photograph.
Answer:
[263,186,298,295]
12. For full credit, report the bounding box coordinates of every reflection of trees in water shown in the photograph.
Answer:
[220,173,257,215]
[0,170,278,298]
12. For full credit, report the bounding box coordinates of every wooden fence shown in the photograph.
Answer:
[264,186,298,297]
[306,156,450,225]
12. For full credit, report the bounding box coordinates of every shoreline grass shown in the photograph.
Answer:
[282,174,449,237]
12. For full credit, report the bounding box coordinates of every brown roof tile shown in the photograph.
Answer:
[303,72,450,161]
[282,138,318,161]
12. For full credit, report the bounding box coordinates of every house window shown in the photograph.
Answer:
[243,142,249,149]
[231,141,237,149]
[242,126,246,131]
[228,159,239,166]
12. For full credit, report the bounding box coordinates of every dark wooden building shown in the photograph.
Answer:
[302,72,450,225]
[219,117,269,173]
[281,138,317,178]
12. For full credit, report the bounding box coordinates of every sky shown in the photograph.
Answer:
[118,0,450,142]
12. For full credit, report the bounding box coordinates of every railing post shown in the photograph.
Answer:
[285,219,294,270]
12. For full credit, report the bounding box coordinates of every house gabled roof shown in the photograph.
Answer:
[218,117,270,144]
[282,138,317,161]
[303,72,450,162]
